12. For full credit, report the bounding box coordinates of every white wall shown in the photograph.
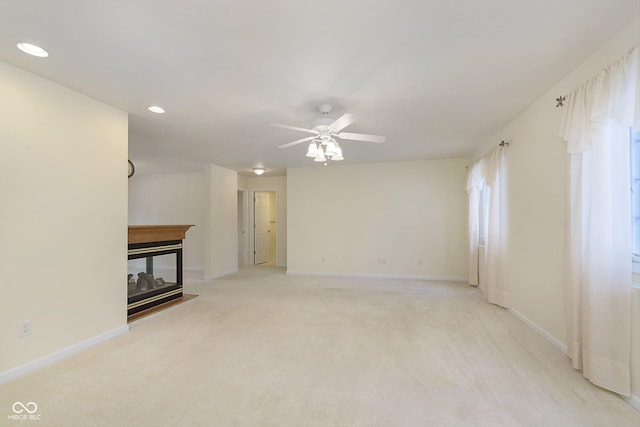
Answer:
[127,168,242,277]
[472,15,640,402]
[287,159,467,278]
[237,174,249,190]
[0,61,128,375]
[128,173,205,270]
[204,164,238,278]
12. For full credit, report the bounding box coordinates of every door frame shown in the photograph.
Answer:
[237,189,250,266]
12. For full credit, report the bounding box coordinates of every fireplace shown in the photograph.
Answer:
[127,225,194,317]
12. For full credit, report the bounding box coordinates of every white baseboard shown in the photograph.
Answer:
[286,270,466,282]
[203,268,239,280]
[507,309,640,414]
[507,308,568,354]
[0,324,129,385]
[623,393,640,413]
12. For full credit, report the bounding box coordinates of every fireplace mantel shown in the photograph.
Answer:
[128,225,194,244]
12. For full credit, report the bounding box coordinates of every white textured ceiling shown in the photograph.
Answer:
[1,1,638,176]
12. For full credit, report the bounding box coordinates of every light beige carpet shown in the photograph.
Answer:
[1,266,638,426]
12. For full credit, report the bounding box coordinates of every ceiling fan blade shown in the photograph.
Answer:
[278,135,316,149]
[270,123,318,134]
[328,113,359,133]
[337,132,386,143]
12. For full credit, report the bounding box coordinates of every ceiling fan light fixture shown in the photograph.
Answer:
[252,167,266,176]
[324,140,338,157]
[314,147,326,162]
[273,104,384,164]
[332,145,344,161]
[306,142,318,158]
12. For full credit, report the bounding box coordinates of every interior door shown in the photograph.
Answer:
[254,192,270,264]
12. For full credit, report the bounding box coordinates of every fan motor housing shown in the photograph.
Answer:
[311,117,335,130]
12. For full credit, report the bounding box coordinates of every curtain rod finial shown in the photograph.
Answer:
[555,95,566,107]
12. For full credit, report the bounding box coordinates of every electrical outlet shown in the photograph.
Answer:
[19,320,32,337]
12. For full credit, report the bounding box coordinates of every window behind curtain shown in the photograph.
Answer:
[632,130,640,261]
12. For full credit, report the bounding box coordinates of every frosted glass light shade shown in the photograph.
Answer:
[324,140,338,157]
[332,145,344,161]
[306,142,318,158]
[314,147,326,162]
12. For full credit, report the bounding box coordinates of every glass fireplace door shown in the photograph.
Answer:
[127,241,183,315]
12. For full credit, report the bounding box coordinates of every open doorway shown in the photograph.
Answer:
[253,191,276,265]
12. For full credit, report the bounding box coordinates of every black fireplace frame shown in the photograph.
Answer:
[127,239,183,316]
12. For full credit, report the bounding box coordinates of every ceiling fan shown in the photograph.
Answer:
[271,104,385,162]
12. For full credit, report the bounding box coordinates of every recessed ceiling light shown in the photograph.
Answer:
[148,105,165,114]
[17,42,49,57]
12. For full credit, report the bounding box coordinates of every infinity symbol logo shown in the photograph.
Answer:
[12,401,38,414]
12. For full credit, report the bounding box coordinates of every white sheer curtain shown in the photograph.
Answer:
[466,162,484,286]
[560,45,639,396]
[484,147,508,307]
[466,146,508,307]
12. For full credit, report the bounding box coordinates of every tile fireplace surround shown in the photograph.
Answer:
[127,225,194,317]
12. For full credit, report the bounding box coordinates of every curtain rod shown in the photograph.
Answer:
[466,141,510,170]
[554,45,639,109]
